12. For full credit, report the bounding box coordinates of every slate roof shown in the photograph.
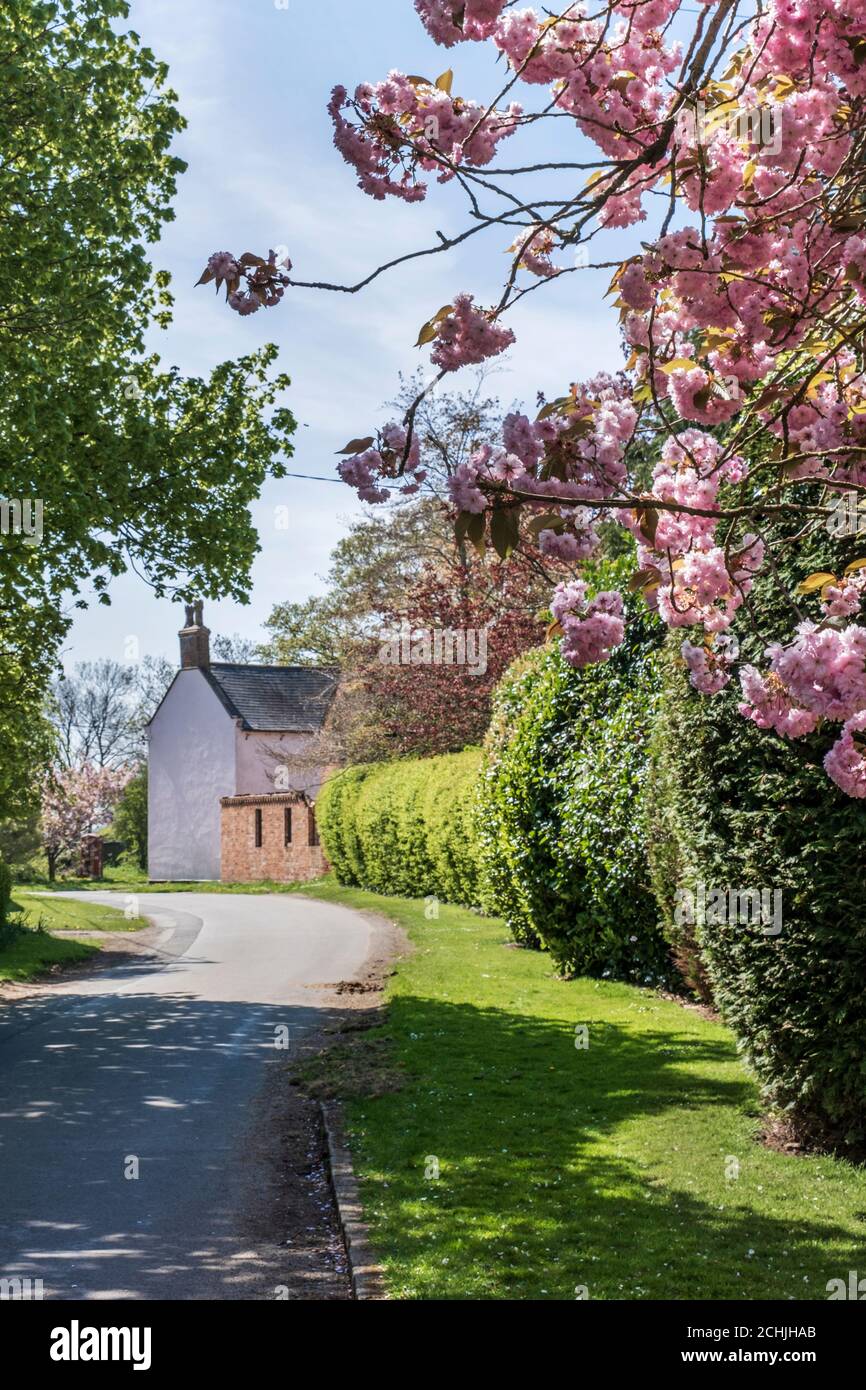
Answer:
[201,664,338,732]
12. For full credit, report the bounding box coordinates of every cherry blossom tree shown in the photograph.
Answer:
[41,765,130,881]
[201,0,866,795]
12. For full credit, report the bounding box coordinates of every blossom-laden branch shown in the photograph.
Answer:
[198,0,866,794]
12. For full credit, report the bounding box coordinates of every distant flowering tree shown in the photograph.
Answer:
[201,0,866,795]
[41,765,130,881]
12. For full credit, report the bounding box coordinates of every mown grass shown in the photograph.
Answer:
[296,878,866,1301]
[0,892,147,983]
[14,892,148,933]
[0,927,98,983]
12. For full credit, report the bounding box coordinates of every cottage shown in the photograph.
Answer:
[147,603,338,882]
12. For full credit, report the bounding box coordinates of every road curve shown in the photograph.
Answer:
[0,892,375,1301]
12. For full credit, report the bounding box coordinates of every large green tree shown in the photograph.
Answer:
[0,0,296,819]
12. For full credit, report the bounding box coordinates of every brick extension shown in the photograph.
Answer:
[220,793,329,883]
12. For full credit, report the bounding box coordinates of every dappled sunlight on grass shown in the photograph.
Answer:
[299,883,866,1301]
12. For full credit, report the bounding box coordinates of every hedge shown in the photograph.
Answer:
[0,858,11,933]
[475,587,675,986]
[474,649,545,946]
[647,516,866,1152]
[316,748,483,907]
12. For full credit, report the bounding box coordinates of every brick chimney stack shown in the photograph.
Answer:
[179,600,211,670]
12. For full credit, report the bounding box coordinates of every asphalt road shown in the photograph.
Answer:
[0,892,374,1301]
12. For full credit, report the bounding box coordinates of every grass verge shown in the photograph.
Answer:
[297,878,866,1301]
[0,892,148,984]
[0,929,98,984]
[14,892,148,933]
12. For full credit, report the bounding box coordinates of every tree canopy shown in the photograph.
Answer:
[0,0,297,819]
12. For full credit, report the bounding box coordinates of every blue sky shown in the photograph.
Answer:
[66,0,627,669]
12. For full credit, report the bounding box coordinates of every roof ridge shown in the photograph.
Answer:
[209,661,339,674]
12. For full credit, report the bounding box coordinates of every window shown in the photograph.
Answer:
[284,806,292,846]
[254,808,263,848]
[308,807,320,847]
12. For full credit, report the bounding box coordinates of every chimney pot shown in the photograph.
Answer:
[179,602,211,669]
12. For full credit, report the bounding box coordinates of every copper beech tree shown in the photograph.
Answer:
[202,0,866,795]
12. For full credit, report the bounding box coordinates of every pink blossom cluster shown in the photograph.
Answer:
[414,0,509,47]
[768,623,866,724]
[738,666,821,740]
[681,637,738,696]
[738,620,866,796]
[623,429,761,635]
[551,580,626,668]
[329,74,521,202]
[429,294,516,371]
[824,711,866,798]
[337,423,424,504]
[197,250,291,316]
[538,509,600,562]
[512,225,562,279]
[654,540,764,634]
[821,577,865,619]
[492,3,682,170]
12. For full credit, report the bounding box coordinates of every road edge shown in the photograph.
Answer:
[319,1099,388,1301]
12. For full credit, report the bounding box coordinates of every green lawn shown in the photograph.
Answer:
[0,892,148,983]
[0,928,98,983]
[298,879,866,1301]
[14,892,148,933]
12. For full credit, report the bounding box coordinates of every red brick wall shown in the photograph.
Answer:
[220,794,330,883]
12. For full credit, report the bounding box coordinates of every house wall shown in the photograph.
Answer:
[220,795,329,883]
[148,670,236,881]
[234,730,330,798]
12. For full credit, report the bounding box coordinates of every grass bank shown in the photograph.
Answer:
[15,892,148,933]
[299,879,866,1301]
[0,892,147,984]
[0,927,98,983]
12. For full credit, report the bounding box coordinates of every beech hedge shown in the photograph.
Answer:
[316,748,483,908]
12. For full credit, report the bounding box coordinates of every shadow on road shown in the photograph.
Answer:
[0,989,357,1301]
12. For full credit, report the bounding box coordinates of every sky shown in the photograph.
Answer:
[65,0,628,671]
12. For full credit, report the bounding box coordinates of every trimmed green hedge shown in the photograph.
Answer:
[647,518,866,1151]
[476,598,674,986]
[317,749,483,907]
[475,649,545,947]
